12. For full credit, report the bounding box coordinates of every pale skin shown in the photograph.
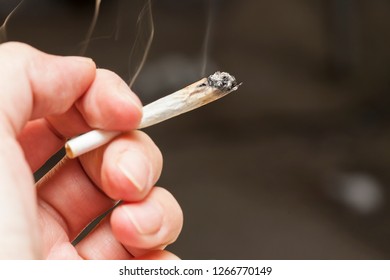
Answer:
[0,42,183,259]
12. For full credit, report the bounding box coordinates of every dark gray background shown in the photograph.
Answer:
[2,0,390,259]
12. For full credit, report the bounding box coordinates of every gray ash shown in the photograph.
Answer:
[207,71,238,92]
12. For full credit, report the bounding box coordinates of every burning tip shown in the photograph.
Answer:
[207,71,241,92]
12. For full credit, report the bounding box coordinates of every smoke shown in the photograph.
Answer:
[201,0,217,77]
[78,0,102,56]
[0,0,24,43]
[1,0,217,89]
[127,0,154,87]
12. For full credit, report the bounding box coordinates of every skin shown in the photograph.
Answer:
[0,42,183,259]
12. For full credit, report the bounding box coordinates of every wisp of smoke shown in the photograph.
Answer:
[78,0,102,56]
[0,0,24,43]
[201,0,217,77]
[127,0,154,87]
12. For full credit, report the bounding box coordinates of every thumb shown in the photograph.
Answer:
[0,42,96,259]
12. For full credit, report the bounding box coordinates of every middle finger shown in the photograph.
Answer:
[37,130,162,241]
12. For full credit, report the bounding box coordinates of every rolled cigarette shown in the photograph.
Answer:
[65,71,240,158]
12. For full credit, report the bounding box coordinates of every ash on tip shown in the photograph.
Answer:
[207,71,239,92]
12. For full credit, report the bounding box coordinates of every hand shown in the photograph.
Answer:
[0,42,183,259]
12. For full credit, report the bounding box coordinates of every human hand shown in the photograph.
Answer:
[0,42,183,259]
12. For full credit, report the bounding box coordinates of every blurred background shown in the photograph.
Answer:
[2,0,390,259]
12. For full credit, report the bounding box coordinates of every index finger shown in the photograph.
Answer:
[0,42,96,137]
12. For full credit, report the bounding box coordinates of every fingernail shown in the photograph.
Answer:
[118,81,143,113]
[117,150,153,192]
[123,202,164,235]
